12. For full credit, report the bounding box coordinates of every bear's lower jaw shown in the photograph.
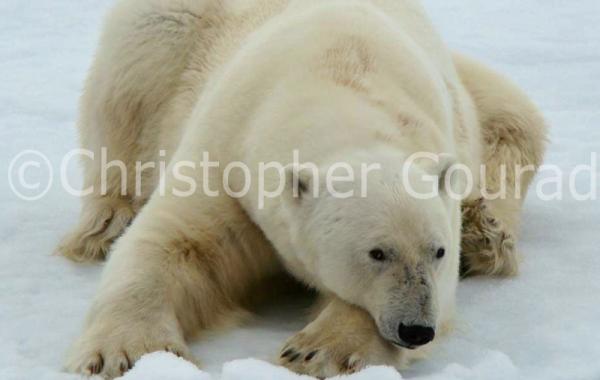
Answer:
[392,341,417,350]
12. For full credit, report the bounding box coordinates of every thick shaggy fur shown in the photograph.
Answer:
[59,0,546,378]
[454,54,547,277]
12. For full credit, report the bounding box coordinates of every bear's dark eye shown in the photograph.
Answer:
[369,249,386,262]
[436,247,446,259]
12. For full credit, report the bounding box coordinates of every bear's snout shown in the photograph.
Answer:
[397,324,435,348]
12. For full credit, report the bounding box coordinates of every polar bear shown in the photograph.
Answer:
[59,0,546,378]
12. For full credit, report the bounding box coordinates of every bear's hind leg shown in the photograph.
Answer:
[58,0,222,262]
[460,198,518,277]
[454,53,547,277]
[57,196,137,262]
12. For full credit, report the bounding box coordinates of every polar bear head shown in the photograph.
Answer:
[282,154,462,349]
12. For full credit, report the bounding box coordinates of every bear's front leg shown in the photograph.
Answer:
[279,296,402,377]
[66,189,279,378]
[65,220,196,379]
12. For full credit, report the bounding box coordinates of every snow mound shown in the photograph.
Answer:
[117,353,210,380]
[223,359,403,380]
[118,354,404,380]
[116,351,521,380]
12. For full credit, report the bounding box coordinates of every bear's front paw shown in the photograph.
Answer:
[278,317,401,378]
[65,317,194,379]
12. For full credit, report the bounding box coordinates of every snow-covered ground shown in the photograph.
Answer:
[1,1,599,379]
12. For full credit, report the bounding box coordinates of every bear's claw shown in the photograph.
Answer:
[65,316,194,379]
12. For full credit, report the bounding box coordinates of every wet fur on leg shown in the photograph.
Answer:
[461,198,517,277]
[57,197,135,262]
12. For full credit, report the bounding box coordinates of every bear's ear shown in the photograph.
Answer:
[436,153,467,198]
[283,164,318,205]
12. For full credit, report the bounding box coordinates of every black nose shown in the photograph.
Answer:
[398,324,435,347]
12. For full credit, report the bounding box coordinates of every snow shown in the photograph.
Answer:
[1,1,599,380]
[115,353,404,380]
